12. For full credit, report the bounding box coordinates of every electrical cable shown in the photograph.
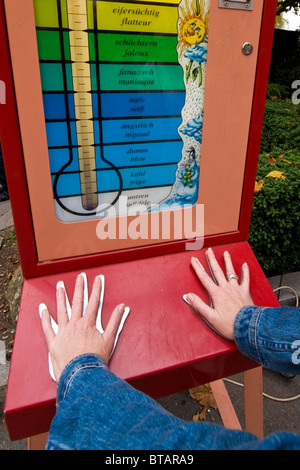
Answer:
[223,378,300,402]
[273,286,299,307]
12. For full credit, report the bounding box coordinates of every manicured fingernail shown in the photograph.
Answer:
[56,280,65,291]
[183,294,193,304]
[192,257,205,270]
[39,303,47,318]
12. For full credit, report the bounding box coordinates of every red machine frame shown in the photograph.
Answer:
[0,0,279,442]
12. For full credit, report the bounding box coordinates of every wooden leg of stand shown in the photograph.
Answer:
[244,366,264,438]
[27,432,48,450]
[210,379,242,430]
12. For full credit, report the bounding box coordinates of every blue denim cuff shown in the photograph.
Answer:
[57,353,108,405]
[233,306,264,364]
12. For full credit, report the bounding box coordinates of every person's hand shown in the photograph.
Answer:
[39,274,127,382]
[184,248,254,341]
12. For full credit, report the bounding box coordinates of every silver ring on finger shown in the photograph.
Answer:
[227,273,239,282]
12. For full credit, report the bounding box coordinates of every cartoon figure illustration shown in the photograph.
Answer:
[156,0,209,209]
[182,147,196,188]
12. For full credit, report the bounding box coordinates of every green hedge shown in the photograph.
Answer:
[260,98,300,153]
[248,148,300,275]
[248,90,300,275]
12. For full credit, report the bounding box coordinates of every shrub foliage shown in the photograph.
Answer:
[249,99,300,275]
[260,99,300,153]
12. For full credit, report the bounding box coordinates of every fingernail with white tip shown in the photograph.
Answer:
[56,280,65,291]
[192,257,205,270]
[39,303,47,318]
[183,294,193,305]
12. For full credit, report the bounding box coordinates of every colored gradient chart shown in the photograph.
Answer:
[33,0,186,221]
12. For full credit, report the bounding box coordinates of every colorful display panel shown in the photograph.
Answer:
[33,0,209,222]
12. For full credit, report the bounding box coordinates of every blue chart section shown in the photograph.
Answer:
[45,116,181,147]
[102,117,181,144]
[52,164,179,197]
[101,92,185,118]
[44,92,184,198]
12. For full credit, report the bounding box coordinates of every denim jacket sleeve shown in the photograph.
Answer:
[46,352,300,450]
[234,305,300,375]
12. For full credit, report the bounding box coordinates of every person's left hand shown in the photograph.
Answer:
[184,248,254,341]
[39,274,128,382]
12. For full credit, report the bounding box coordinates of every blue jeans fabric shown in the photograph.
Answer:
[46,306,300,450]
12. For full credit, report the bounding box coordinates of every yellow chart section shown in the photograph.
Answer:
[134,0,181,3]
[97,1,179,34]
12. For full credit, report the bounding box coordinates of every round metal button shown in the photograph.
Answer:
[242,42,253,55]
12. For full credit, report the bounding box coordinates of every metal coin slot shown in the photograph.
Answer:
[219,0,254,11]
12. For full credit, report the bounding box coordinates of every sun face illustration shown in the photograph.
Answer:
[181,17,206,46]
[178,0,209,50]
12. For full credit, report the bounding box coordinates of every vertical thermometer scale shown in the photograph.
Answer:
[67,0,98,211]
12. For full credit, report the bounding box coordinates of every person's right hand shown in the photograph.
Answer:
[184,248,254,341]
[40,274,127,382]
